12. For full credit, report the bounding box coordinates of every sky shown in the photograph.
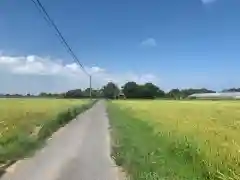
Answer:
[0,0,240,94]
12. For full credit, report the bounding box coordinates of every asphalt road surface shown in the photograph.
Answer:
[1,101,120,180]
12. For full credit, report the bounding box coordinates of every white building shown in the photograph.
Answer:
[188,92,240,99]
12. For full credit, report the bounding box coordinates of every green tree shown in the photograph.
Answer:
[138,83,160,99]
[222,88,240,92]
[122,81,139,98]
[168,89,182,99]
[181,88,216,98]
[157,89,166,98]
[65,89,83,98]
[122,82,165,99]
[39,92,48,97]
[102,82,119,99]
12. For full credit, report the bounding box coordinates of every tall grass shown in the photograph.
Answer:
[0,98,96,167]
[108,100,240,180]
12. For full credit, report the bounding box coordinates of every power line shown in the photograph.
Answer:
[30,0,71,59]
[30,0,90,77]
[30,0,92,99]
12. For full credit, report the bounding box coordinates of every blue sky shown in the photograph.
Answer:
[0,0,240,93]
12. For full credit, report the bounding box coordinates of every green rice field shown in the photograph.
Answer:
[108,100,240,180]
[0,98,91,165]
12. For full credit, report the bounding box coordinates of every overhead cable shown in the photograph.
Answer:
[30,0,90,77]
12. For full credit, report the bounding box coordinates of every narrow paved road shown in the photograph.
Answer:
[1,101,119,180]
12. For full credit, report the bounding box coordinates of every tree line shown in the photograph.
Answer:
[1,81,239,99]
[101,82,216,99]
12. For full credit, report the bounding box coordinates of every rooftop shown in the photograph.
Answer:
[189,92,240,98]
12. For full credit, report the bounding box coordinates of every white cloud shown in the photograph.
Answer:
[201,0,217,4]
[0,54,159,94]
[140,38,157,47]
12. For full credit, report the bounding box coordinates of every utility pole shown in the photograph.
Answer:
[89,75,92,99]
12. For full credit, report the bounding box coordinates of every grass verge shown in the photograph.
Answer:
[108,102,229,180]
[0,100,97,174]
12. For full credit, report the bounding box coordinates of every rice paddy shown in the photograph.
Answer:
[0,98,91,165]
[108,100,240,180]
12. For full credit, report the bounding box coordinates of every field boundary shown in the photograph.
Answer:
[0,99,97,177]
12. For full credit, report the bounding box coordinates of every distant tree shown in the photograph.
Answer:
[39,92,48,97]
[65,89,83,98]
[122,81,139,98]
[166,88,216,99]
[83,88,91,98]
[13,94,23,97]
[181,88,216,98]
[61,88,103,99]
[38,92,63,98]
[167,89,182,99]
[138,83,160,99]
[157,89,166,98]
[91,89,102,98]
[222,88,240,92]
[122,81,165,99]
[102,82,119,99]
